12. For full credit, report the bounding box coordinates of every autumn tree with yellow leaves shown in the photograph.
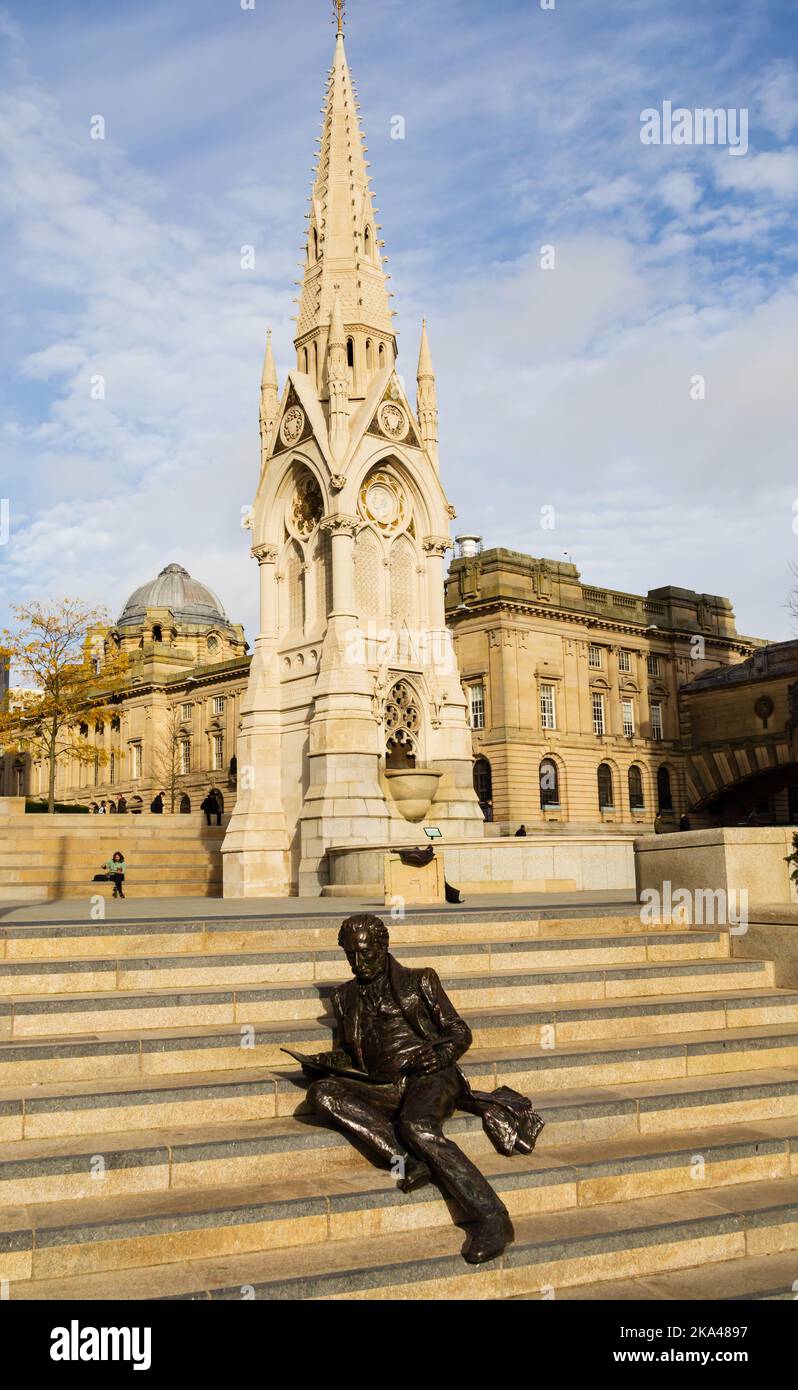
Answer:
[0,600,128,813]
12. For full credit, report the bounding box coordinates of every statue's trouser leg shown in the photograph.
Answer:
[398,1067,508,1224]
[307,1077,408,1170]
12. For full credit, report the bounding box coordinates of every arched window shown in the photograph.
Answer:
[346,337,354,369]
[152,624,162,643]
[354,528,381,621]
[378,342,386,368]
[364,225,372,259]
[540,758,560,809]
[384,680,420,770]
[657,765,674,813]
[628,765,645,811]
[312,227,318,261]
[312,341,318,385]
[287,541,305,633]
[473,757,493,818]
[302,347,309,373]
[389,534,416,624]
[366,338,374,370]
[598,762,615,811]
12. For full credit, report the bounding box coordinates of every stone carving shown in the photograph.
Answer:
[378,400,409,441]
[298,915,544,1264]
[289,474,324,538]
[329,473,347,492]
[280,405,307,448]
[384,678,421,758]
[251,543,279,564]
[359,471,409,536]
[320,512,359,537]
[423,535,452,559]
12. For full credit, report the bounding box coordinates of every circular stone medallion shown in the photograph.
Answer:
[378,401,409,441]
[280,405,306,448]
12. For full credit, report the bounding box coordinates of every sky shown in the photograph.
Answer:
[0,0,797,648]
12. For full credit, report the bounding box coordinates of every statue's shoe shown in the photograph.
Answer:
[397,1158,433,1193]
[462,1211,515,1264]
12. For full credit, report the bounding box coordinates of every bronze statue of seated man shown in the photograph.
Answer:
[299,913,543,1265]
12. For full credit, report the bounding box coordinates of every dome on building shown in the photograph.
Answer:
[117,563,231,630]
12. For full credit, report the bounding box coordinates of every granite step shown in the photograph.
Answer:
[3,1005,798,1090]
[2,1119,797,1282]
[4,1059,798,1146]
[507,1248,798,1299]
[7,1177,798,1300]
[0,957,772,1040]
[0,911,660,961]
[0,929,733,998]
[2,1072,798,1211]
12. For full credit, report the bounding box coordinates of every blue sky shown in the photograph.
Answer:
[1,0,797,646]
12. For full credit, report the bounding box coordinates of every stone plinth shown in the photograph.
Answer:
[634,828,798,909]
[383,850,444,906]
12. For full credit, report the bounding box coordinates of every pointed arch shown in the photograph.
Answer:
[378,342,386,368]
[389,533,416,624]
[364,225,372,260]
[354,527,382,622]
[366,338,375,370]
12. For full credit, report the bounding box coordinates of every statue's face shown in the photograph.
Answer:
[343,927,388,982]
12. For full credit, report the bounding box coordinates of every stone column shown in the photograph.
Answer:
[253,543,279,639]
[324,515,359,621]
[423,536,450,633]
[221,540,290,897]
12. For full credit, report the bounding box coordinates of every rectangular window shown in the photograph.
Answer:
[540,683,556,731]
[618,650,632,673]
[131,744,142,781]
[622,699,635,738]
[180,740,191,776]
[588,645,603,670]
[592,692,605,736]
[181,703,193,721]
[647,653,660,677]
[651,702,663,741]
[212,734,224,771]
[212,696,226,717]
[469,683,485,731]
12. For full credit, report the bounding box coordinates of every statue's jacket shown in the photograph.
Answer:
[329,954,544,1157]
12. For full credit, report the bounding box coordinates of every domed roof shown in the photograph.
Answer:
[117,563,231,630]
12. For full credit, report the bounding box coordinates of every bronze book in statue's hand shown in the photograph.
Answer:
[280,1047,395,1085]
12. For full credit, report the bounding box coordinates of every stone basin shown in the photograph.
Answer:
[384,769,443,824]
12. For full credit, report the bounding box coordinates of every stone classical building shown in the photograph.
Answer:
[222,26,483,897]
[446,542,760,833]
[2,563,251,814]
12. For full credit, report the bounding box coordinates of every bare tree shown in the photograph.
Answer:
[153,704,186,814]
[0,601,127,812]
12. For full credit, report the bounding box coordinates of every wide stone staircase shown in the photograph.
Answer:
[0,816,225,902]
[1,903,798,1300]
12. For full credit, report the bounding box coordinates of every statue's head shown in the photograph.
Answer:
[338,914,390,983]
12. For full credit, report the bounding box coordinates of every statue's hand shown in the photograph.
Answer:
[402,1043,440,1076]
